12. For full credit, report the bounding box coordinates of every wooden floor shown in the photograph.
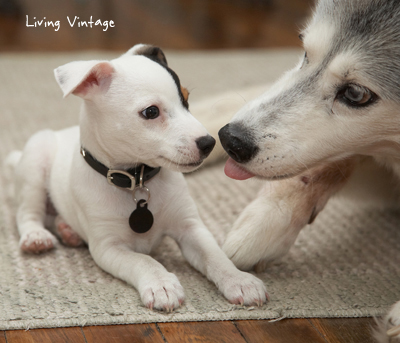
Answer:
[0,1,383,342]
[1,318,378,343]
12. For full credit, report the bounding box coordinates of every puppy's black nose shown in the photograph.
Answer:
[196,135,216,158]
[218,123,259,163]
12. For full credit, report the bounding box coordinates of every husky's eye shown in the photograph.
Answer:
[336,84,377,107]
[141,106,159,119]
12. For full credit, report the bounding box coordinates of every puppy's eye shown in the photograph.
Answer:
[336,84,377,107]
[141,106,159,119]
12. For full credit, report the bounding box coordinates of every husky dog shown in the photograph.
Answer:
[4,45,268,311]
[216,0,400,339]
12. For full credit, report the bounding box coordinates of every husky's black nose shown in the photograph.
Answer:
[196,135,216,158]
[218,123,258,163]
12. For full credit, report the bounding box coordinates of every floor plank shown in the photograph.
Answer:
[309,318,376,343]
[82,323,164,343]
[235,318,327,343]
[2,319,379,343]
[6,327,85,343]
[157,321,246,343]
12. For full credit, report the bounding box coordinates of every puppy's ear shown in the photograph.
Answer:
[124,44,168,67]
[54,60,114,98]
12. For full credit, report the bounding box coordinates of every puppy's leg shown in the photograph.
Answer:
[89,234,185,311]
[171,214,268,306]
[16,131,58,254]
[17,191,57,254]
[54,215,84,247]
[223,157,358,272]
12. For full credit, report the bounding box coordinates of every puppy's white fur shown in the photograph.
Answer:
[5,45,267,311]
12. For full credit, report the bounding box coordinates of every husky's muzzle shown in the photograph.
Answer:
[218,123,259,163]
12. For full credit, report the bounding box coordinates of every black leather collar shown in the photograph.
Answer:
[80,147,161,190]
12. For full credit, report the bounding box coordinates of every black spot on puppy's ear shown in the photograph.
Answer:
[136,45,168,67]
[136,44,189,110]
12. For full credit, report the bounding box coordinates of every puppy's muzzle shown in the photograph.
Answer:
[196,135,216,158]
[218,123,259,163]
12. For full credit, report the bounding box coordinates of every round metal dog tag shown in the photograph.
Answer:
[129,199,154,233]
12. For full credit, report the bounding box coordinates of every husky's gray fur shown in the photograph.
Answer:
[313,0,400,100]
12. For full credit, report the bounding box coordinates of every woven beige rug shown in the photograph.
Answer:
[1,50,399,330]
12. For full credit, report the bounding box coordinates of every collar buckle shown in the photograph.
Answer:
[107,169,136,190]
[81,147,160,190]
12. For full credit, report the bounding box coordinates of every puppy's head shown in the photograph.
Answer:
[219,0,400,180]
[54,44,215,172]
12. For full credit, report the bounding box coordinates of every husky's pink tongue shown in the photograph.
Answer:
[224,157,255,180]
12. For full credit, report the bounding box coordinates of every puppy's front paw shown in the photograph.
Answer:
[20,228,57,254]
[375,301,400,343]
[219,271,268,306]
[140,273,185,312]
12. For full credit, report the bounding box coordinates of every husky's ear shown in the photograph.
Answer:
[124,44,168,67]
[54,60,114,98]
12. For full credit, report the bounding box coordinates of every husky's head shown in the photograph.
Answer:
[219,0,400,180]
[55,44,215,172]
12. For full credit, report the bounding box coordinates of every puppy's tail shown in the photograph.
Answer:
[3,150,22,200]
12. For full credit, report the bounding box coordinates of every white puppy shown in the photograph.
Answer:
[5,44,267,311]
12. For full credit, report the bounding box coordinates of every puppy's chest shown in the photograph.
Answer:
[110,197,172,253]
[78,177,175,250]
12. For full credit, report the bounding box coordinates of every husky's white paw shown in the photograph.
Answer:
[140,273,185,312]
[219,271,268,306]
[223,195,297,271]
[375,301,400,343]
[55,216,84,247]
[20,228,57,254]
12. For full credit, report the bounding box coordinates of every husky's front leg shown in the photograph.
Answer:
[223,158,358,272]
[89,232,185,311]
[171,216,268,306]
[376,301,400,342]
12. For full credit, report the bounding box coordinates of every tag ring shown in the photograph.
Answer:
[132,185,150,204]
[139,165,145,188]
[133,165,150,204]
